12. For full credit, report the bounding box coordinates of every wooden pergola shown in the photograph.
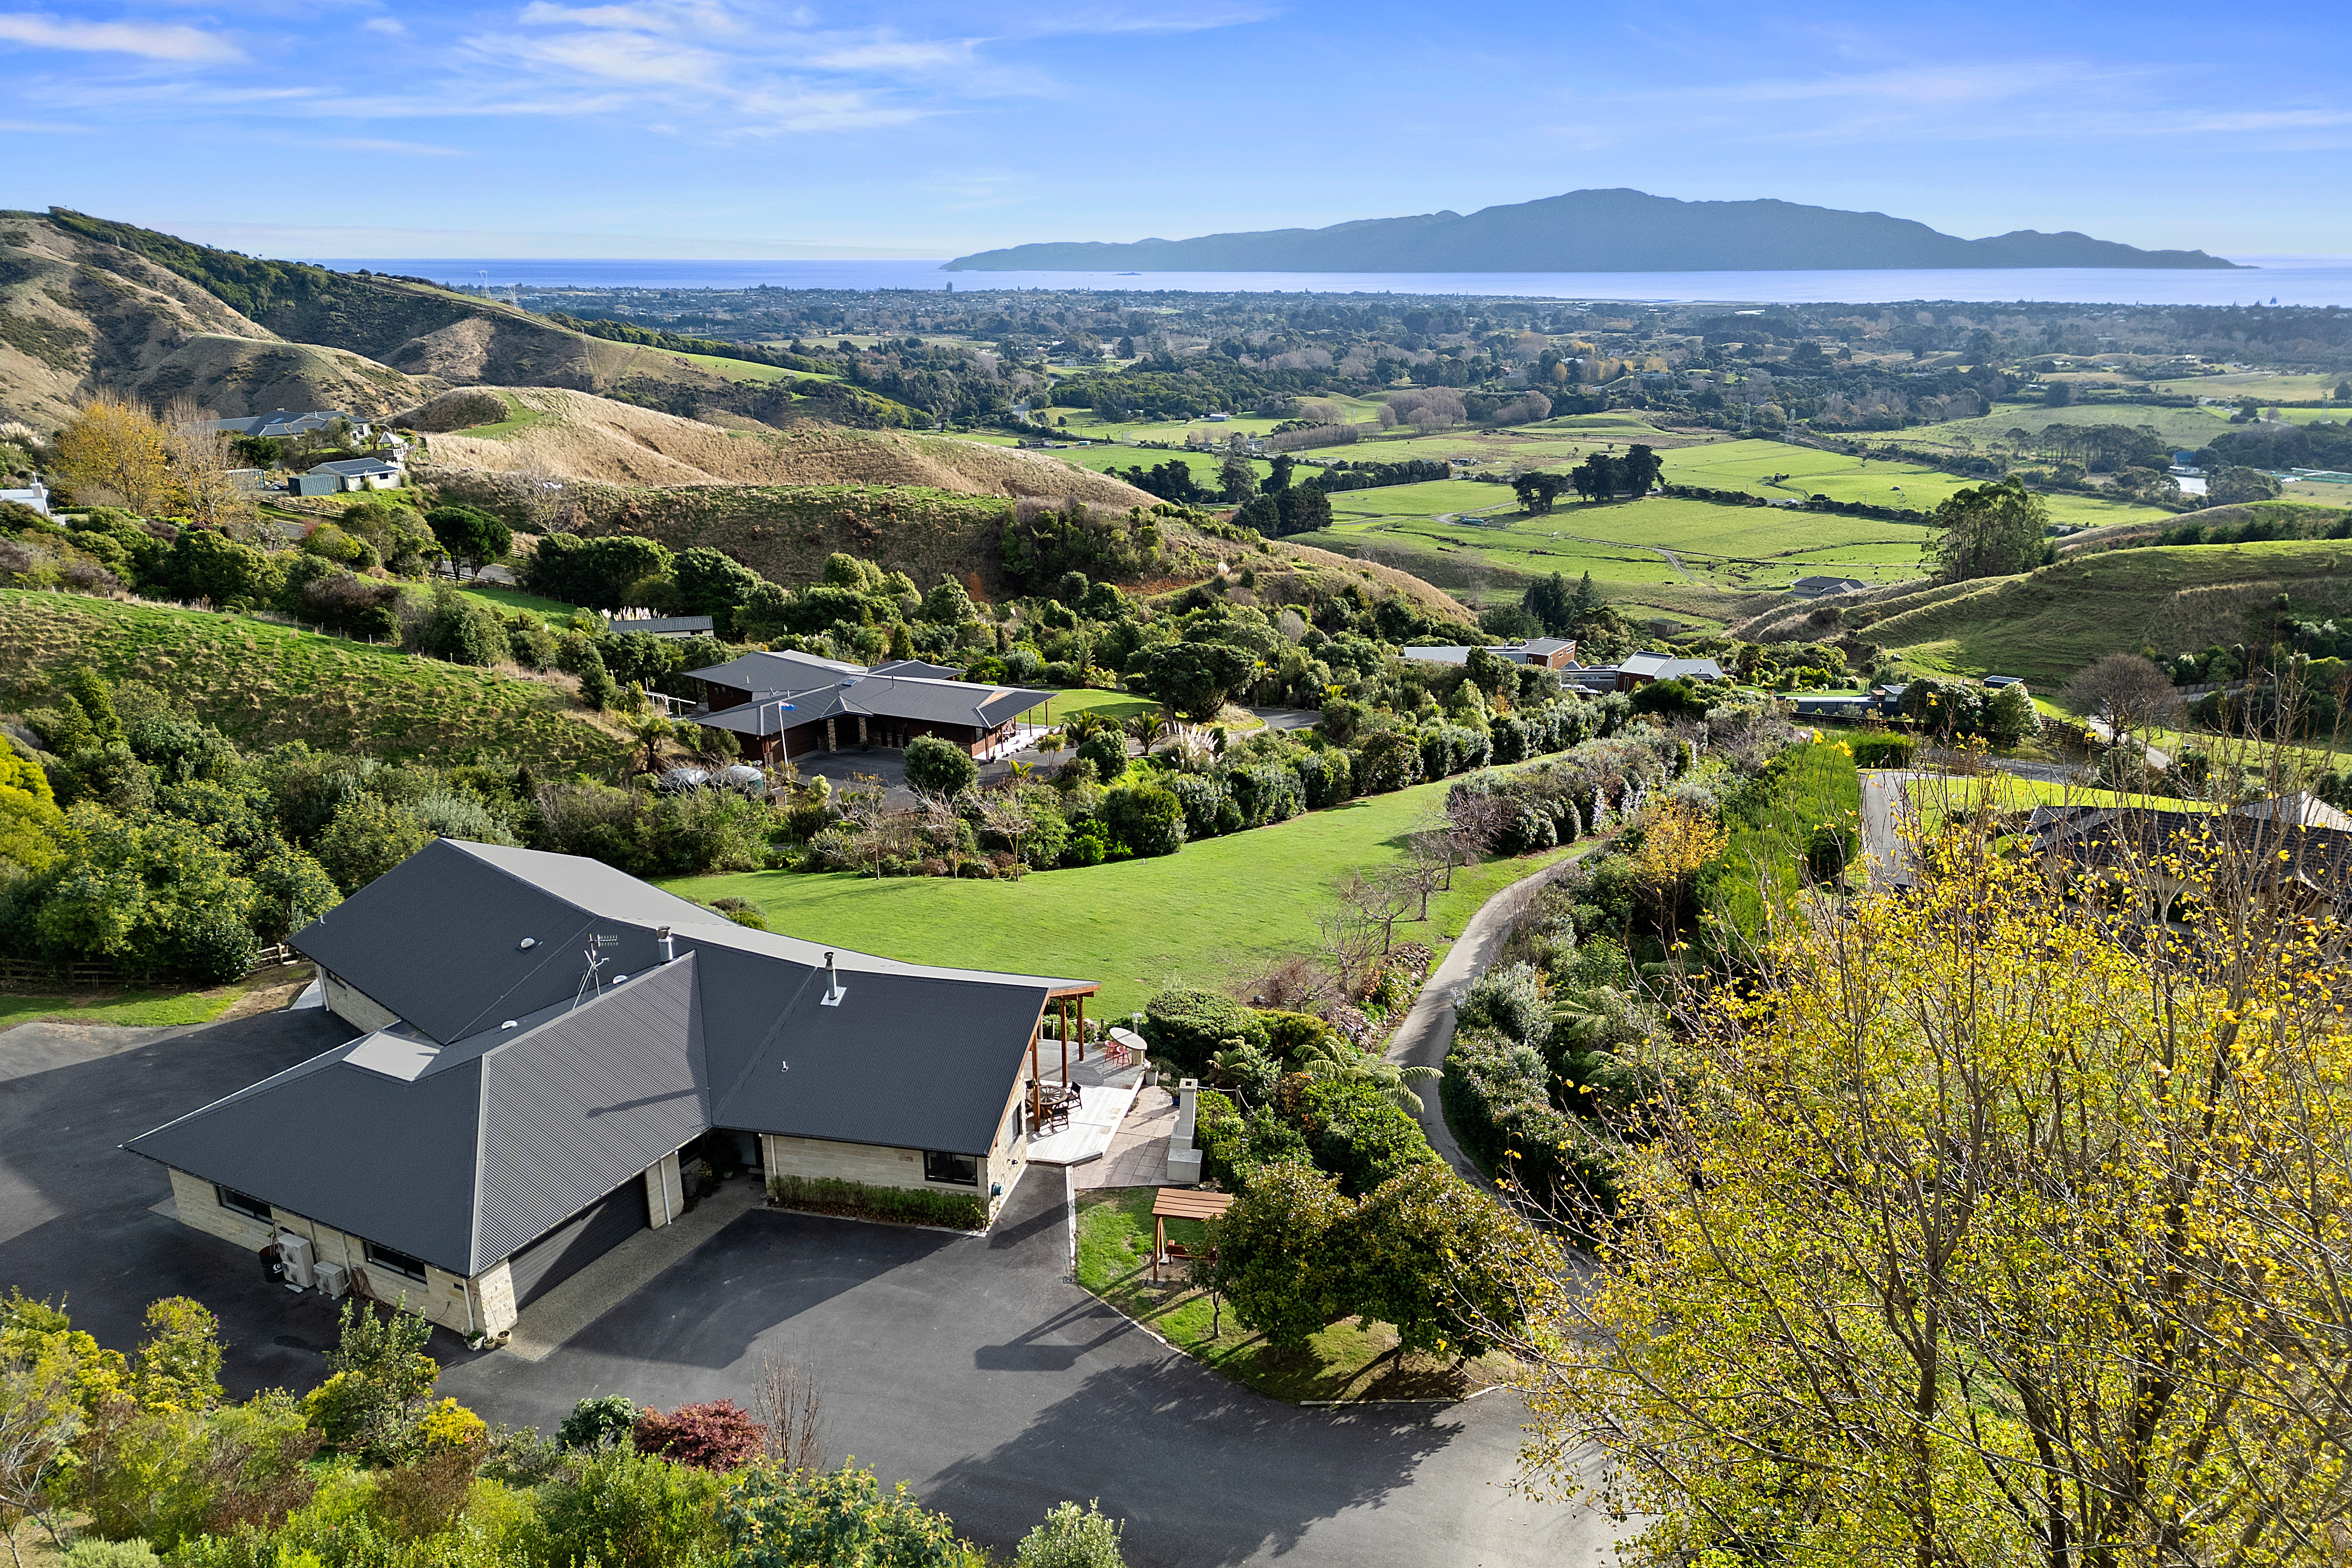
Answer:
[1027,984,1100,1126]
[1152,1187,1231,1283]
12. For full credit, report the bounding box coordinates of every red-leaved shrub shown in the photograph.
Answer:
[631,1399,766,1471]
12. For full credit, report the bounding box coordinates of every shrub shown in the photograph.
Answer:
[540,1441,726,1568]
[1142,989,1268,1073]
[1016,1500,1127,1568]
[1075,730,1128,781]
[1300,1079,1443,1198]
[904,734,979,796]
[709,897,769,930]
[1846,733,1917,768]
[1338,1163,1556,1356]
[724,1461,963,1568]
[631,1399,766,1471]
[766,1175,988,1231]
[1199,1163,1349,1350]
[558,1395,640,1450]
[1159,772,1226,839]
[63,1543,160,1568]
[1102,784,1184,857]
[1353,729,1423,793]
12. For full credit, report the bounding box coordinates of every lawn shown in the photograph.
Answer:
[664,769,1583,1021]
[1657,438,2173,530]
[455,583,582,618]
[1899,774,2213,828]
[1073,1186,1513,1402]
[0,968,312,1034]
[1036,688,1162,727]
[0,592,629,770]
[442,396,552,441]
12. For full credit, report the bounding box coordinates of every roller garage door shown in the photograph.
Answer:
[506,1177,650,1308]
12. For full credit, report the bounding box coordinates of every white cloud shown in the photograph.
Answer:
[0,11,240,61]
[359,17,405,36]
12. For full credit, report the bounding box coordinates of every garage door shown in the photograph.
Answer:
[506,1178,650,1308]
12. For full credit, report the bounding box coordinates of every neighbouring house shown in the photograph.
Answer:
[0,479,50,516]
[125,839,1097,1341]
[1396,638,1578,671]
[199,409,372,440]
[1790,692,1879,720]
[607,615,717,639]
[1789,575,1870,599]
[689,649,1052,764]
[2024,799,2352,922]
[1559,653,1726,695]
[290,459,404,496]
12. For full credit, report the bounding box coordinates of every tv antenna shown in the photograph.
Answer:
[572,939,615,1009]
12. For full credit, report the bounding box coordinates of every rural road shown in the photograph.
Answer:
[1857,769,1924,891]
[1384,844,1601,1181]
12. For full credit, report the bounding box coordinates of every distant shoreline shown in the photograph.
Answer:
[300,256,2352,309]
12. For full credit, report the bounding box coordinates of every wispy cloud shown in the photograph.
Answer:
[0,10,240,61]
[327,135,471,155]
[359,18,405,36]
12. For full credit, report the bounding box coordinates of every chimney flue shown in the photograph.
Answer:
[657,925,674,963]
[821,950,846,1007]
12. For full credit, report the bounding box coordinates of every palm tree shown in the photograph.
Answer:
[1292,1035,1441,1115]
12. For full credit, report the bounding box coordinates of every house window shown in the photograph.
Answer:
[924,1151,979,1186]
[216,1185,272,1223]
[365,1241,428,1281]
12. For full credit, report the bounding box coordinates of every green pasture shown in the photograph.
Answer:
[664,770,1584,1021]
[1900,774,2213,829]
[1659,437,2171,530]
[648,348,800,384]
[442,396,552,441]
[1058,447,1287,489]
[454,583,583,618]
[1303,485,1933,598]
[2148,372,2346,401]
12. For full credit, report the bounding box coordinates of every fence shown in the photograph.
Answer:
[0,943,307,996]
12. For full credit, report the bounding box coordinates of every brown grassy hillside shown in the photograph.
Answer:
[412,386,1155,501]
[0,215,437,426]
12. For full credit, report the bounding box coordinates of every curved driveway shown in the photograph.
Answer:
[0,1007,1619,1568]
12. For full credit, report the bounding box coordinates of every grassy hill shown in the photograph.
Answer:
[1854,538,2352,685]
[0,591,630,770]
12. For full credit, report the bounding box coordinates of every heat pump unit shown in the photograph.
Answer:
[314,1260,349,1299]
[275,1231,316,1289]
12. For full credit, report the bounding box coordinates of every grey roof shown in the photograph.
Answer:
[312,458,400,477]
[126,960,707,1275]
[198,409,357,438]
[1620,653,1725,681]
[609,615,716,635]
[1522,638,1577,656]
[290,838,715,1044]
[696,649,863,690]
[130,839,1097,1270]
[701,672,1050,736]
[1791,575,1869,593]
[869,658,963,680]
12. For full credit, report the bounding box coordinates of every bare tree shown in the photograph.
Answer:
[2063,652,2186,751]
[162,394,258,536]
[0,1357,81,1568]
[975,789,1037,876]
[750,1354,826,1474]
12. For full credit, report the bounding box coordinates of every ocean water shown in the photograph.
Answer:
[310,254,2352,306]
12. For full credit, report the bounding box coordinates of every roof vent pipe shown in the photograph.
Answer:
[658,926,674,963]
[821,950,846,1007]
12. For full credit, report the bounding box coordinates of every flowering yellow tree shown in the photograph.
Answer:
[1629,799,1728,943]
[1508,818,2352,1566]
[54,394,167,513]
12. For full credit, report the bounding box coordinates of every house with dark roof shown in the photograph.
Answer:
[690,650,1052,763]
[1396,639,1580,671]
[126,839,1097,1340]
[607,615,717,639]
[1789,575,1870,599]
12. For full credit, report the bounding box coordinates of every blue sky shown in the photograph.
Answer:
[3,0,2348,259]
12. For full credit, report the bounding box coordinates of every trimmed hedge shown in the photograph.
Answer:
[766,1175,987,1230]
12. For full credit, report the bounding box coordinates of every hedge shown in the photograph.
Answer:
[766,1175,988,1230]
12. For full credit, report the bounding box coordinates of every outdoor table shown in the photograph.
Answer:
[1152,1187,1232,1283]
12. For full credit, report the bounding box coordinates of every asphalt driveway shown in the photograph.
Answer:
[443,1172,1614,1567]
[0,1009,1619,1567]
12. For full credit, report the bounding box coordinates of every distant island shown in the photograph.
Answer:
[944,188,2244,274]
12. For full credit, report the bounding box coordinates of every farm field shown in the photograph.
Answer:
[1658,438,2173,529]
[454,583,582,618]
[1299,485,1934,601]
[2149,372,2346,402]
[0,591,630,769]
[665,769,1584,1021]
[1861,537,2352,687]
[1915,400,2231,453]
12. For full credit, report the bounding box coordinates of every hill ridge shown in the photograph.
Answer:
[946,188,2242,274]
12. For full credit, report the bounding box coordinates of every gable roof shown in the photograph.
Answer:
[699,673,1049,735]
[291,838,713,1045]
[313,458,399,477]
[127,958,706,1275]
[131,840,1098,1271]
[1620,653,1726,681]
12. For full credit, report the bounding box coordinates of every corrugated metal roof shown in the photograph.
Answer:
[700,674,1048,735]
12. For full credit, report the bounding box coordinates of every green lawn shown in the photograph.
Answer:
[1899,774,2211,828]
[455,583,582,618]
[443,395,552,441]
[1073,1186,1511,1402]
[664,770,1582,1021]
[0,592,629,770]
[1035,689,1163,727]
[0,969,309,1034]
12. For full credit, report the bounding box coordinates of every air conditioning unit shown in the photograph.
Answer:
[275,1231,315,1289]
[314,1260,349,1299]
